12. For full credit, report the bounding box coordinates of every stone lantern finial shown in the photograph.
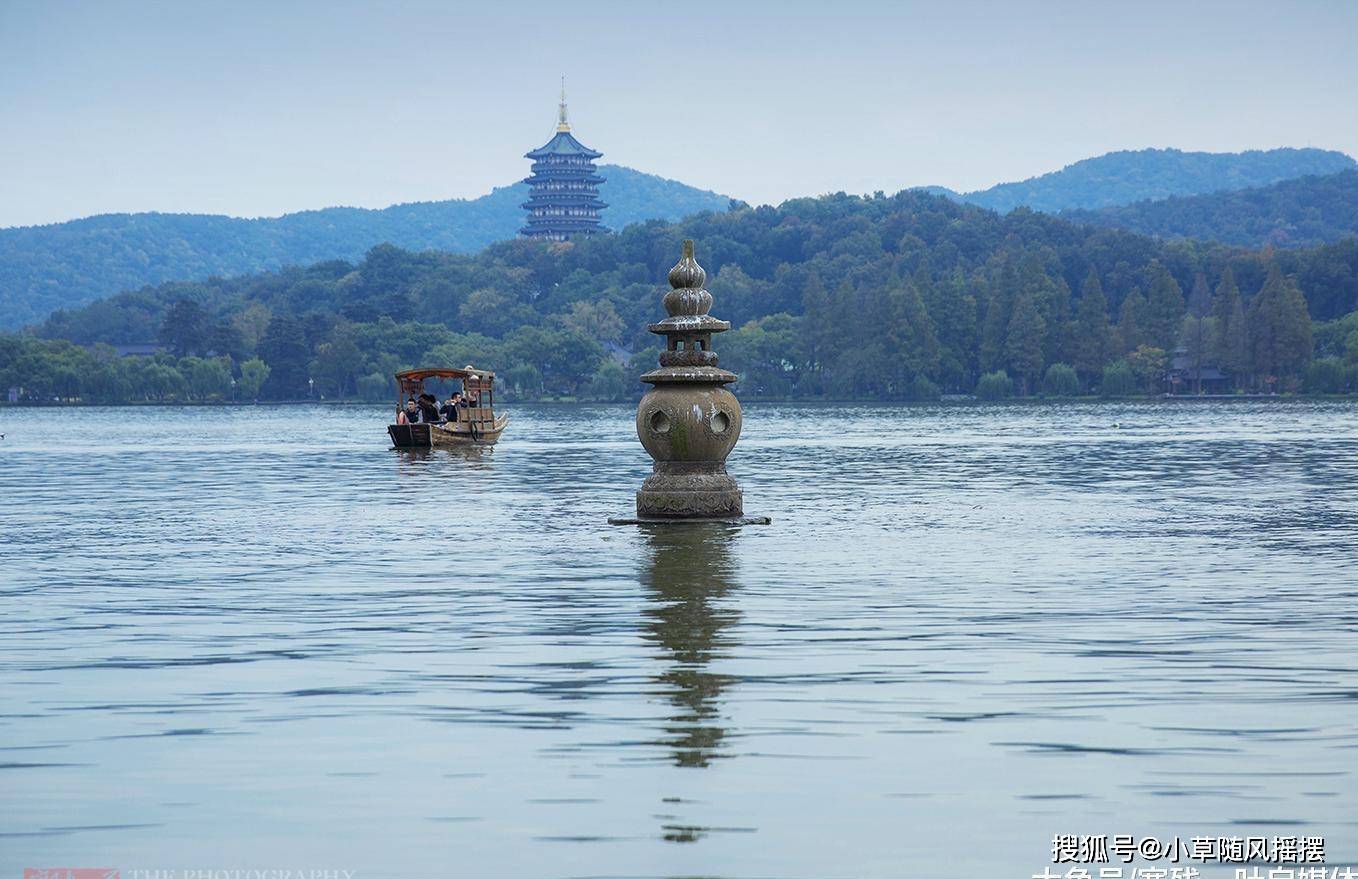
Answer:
[609,240,767,524]
[667,239,707,291]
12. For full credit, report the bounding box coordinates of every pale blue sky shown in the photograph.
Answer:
[1,0,1355,227]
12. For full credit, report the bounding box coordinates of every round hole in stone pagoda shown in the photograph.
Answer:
[710,411,729,434]
[649,410,671,434]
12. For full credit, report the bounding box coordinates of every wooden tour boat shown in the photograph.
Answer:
[387,366,508,448]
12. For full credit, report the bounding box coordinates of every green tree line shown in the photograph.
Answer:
[6,190,1358,404]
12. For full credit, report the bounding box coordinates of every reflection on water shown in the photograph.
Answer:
[1,400,1357,877]
[393,443,495,468]
[640,525,741,769]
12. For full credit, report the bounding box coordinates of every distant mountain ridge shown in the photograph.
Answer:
[1062,170,1358,248]
[5,146,1356,332]
[0,165,731,331]
[936,147,1356,213]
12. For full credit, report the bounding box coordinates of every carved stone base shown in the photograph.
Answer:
[636,488,744,519]
[636,462,743,519]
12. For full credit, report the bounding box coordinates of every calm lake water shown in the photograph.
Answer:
[2,401,1356,877]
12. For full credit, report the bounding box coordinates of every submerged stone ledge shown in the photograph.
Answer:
[607,515,771,525]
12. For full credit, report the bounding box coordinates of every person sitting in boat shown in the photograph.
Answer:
[417,393,440,424]
[397,397,418,424]
[440,394,461,423]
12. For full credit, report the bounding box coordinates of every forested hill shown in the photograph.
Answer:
[942,148,1356,214]
[8,147,1352,333]
[1062,171,1358,248]
[0,165,730,331]
[16,188,1358,405]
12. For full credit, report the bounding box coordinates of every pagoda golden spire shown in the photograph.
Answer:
[556,77,570,132]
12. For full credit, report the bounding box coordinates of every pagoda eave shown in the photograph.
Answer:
[521,204,608,212]
[520,228,608,238]
[524,175,605,184]
[526,150,603,161]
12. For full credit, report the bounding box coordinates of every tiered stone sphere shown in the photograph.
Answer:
[636,383,742,465]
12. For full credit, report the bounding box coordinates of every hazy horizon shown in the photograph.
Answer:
[3,0,1356,228]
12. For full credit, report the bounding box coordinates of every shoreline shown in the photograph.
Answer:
[2,394,1351,409]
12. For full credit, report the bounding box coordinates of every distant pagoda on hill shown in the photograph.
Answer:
[520,83,607,241]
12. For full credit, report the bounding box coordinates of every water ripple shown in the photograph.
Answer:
[2,400,1357,876]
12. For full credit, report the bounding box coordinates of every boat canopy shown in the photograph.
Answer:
[395,366,494,382]
[394,366,496,407]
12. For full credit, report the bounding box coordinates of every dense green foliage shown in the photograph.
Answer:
[8,148,1355,334]
[943,148,1355,214]
[975,371,1012,401]
[6,189,1357,405]
[1042,363,1080,397]
[0,166,730,331]
[1063,171,1358,248]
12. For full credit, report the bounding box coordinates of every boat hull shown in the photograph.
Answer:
[388,414,508,448]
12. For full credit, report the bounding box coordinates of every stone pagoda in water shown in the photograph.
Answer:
[612,240,766,524]
[519,82,607,241]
